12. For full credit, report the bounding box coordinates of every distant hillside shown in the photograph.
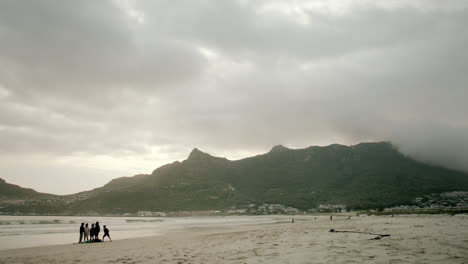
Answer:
[2,142,468,214]
[64,142,468,214]
[0,178,64,214]
[0,178,51,199]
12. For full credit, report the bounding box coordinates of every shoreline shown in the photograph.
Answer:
[1,214,467,263]
[0,215,285,251]
[1,209,467,218]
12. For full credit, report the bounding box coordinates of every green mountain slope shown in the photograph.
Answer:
[0,178,63,213]
[64,142,468,213]
[0,178,52,199]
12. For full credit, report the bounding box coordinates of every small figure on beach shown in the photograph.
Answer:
[95,222,101,240]
[291,217,294,223]
[102,225,112,242]
[90,223,95,241]
[84,223,90,241]
[79,223,85,243]
[330,215,333,221]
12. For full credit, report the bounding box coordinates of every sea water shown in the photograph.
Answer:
[0,215,277,250]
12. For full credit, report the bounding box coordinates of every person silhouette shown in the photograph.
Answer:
[90,223,95,241]
[102,225,112,242]
[95,222,101,240]
[79,223,84,243]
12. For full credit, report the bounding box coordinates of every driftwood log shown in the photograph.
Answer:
[329,229,390,240]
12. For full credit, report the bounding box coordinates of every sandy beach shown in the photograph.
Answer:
[1,214,467,264]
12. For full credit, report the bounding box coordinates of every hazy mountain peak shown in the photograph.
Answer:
[270,145,289,153]
[187,148,212,160]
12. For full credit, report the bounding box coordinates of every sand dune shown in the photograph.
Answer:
[1,214,467,264]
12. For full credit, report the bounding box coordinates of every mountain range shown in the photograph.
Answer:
[1,142,468,214]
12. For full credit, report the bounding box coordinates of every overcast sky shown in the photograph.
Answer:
[0,0,467,194]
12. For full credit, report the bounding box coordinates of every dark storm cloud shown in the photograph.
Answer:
[0,0,467,193]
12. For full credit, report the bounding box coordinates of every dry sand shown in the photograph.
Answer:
[1,214,467,264]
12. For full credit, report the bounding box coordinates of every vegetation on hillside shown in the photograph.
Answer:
[2,142,468,214]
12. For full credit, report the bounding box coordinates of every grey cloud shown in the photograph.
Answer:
[138,1,463,62]
[0,0,467,193]
[0,0,205,104]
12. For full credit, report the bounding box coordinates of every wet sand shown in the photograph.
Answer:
[1,214,467,264]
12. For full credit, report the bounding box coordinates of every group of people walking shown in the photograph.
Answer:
[79,221,111,243]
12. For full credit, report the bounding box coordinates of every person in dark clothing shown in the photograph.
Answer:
[102,225,112,242]
[79,223,85,243]
[95,222,100,240]
[90,223,95,241]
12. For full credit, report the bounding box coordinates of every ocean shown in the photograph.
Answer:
[0,215,277,250]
